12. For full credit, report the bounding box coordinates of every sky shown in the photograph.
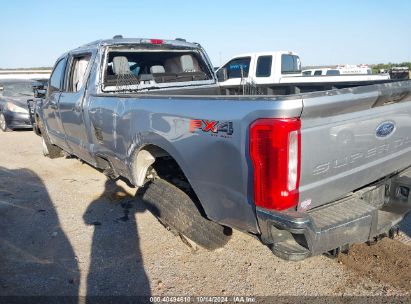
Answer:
[0,0,410,68]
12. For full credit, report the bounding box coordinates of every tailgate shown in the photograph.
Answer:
[298,81,411,210]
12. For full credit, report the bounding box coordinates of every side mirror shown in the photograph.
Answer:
[34,88,47,98]
[216,68,228,82]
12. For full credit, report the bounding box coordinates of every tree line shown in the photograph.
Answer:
[371,62,411,73]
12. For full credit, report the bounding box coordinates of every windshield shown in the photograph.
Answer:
[103,48,213,92]
[2,83,35,97]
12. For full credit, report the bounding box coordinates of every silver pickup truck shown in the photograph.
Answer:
[33,36,411,261]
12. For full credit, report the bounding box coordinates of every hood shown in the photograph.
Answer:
[0,96,32,110]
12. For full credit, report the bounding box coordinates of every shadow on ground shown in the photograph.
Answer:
[84,179,151,296]
[0,166,79,296]
[0,167,151,297]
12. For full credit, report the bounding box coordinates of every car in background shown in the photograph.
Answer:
[0,79,40,132]
[303,65,373,76]
[302,68,341,76]
[390,67,410,80]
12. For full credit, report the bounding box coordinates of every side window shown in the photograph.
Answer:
[314,70,322,76]
[223,57,251,79]
[49,58,67,94]
[68,54,92,92]
[256,56,272,77]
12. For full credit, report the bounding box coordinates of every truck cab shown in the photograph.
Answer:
[217,51,391,90]
[216,51,302,87]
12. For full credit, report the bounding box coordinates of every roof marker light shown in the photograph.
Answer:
[150,39,164,45]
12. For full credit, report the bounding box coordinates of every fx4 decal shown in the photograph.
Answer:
[189,119,234,137]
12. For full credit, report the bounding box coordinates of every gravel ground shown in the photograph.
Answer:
[1,130,411,298]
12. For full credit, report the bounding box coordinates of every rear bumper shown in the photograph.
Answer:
[3,110,32,129]
[257,166,411,261]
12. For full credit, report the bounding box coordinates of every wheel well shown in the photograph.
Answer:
[134,145,208,217]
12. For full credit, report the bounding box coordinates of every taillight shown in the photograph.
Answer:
[249,118,301,211]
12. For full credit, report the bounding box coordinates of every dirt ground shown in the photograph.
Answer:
[1,130,411,297]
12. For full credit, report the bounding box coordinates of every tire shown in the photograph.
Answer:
[37,119,62,159]
[0,112,10,132]
[139,178,232,250]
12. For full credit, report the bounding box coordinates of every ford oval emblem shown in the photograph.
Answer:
[376,121,396,138]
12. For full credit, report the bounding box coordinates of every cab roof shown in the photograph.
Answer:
[76,37,200,52]
[229,51,299,58]
[54,36,204,67]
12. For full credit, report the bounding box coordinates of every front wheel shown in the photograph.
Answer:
[37,119,63,159]
[0,113,10,132]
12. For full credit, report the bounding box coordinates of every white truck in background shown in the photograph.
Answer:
[216,51,391,95]
[337,64,372,75]
[303,64,374,76]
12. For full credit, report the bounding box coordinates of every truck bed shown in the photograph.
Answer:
[92,80,411,214]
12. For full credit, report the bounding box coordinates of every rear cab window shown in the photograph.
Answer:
[281,54,301,74]
[102,46,214,93]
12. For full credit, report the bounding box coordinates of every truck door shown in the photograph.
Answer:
[58,52,93,162]
[43,56,70,150]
